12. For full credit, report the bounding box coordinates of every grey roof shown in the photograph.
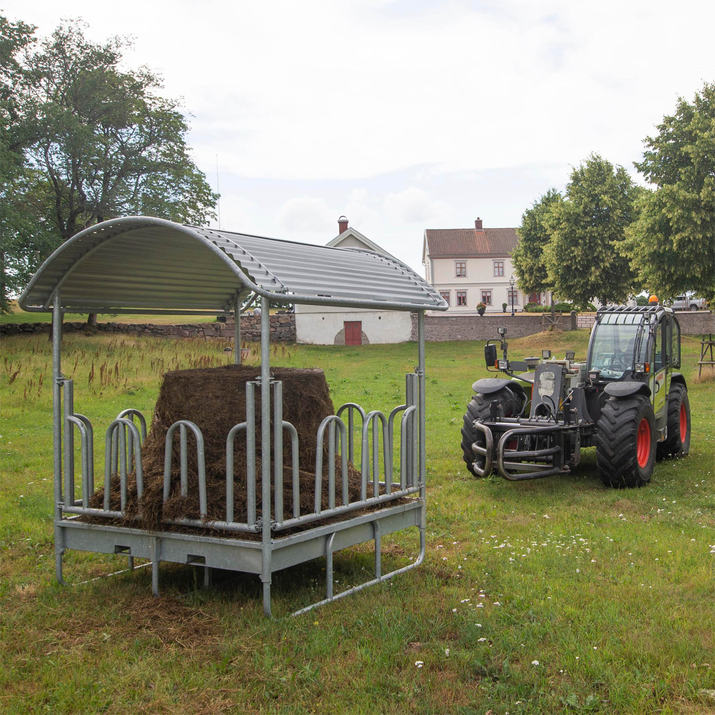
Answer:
[20,216,447,314]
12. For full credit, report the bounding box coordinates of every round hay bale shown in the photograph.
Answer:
[94,365,368,533]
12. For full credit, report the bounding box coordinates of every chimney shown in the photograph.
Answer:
[338,215,349,234]
[475,217,483,231]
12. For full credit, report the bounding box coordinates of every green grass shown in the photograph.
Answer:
[1,301,221,325]
[1,331,714,714]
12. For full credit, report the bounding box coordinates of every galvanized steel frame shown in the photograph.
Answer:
[50,285,430,615]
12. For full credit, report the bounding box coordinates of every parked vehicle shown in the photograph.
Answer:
[461,304,690,488]
[671,294,707,311]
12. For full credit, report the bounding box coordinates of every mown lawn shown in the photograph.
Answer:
[1,330,713,714]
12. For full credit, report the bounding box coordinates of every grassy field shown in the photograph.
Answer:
[1,330,714,714]
[1,302,222,325]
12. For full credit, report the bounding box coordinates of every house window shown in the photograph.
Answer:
[440,291,450,306]
[481,290,492,305]
[508,289,519,306]
[456,291,467,306]
[455,261,467,277]
[493,261,504,277]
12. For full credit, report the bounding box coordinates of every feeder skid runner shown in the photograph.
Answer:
[461,304,691,488]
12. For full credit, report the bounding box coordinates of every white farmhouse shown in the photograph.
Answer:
[422,218,549,313]
[294,217,414,344]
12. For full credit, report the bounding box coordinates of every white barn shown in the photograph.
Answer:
[295,217,415,345]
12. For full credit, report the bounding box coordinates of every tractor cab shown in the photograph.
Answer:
[586,305,683,431]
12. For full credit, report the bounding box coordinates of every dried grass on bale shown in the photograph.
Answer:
[88,365,387,537]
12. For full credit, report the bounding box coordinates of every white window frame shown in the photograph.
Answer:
[455,261,467,277]
[456,290,467,306]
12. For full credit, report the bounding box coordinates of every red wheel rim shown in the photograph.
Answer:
[679,402,687,443]
[637,418,651,468]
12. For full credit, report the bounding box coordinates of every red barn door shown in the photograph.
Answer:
[344,321,362,346]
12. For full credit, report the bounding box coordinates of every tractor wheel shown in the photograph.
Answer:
[596,395,656,488]
[657,383,691,459]
[461,388,522,477]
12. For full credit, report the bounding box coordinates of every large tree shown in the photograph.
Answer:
[512,188,562,298]
[625,82,715,303]
[0,15,44,312]
[1,18,217,312]
[543,154,642,309]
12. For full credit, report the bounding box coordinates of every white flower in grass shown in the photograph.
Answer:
[532,660,539,666]
[415,660,424,668]
[478,637,487,642]
[444,648,450,656]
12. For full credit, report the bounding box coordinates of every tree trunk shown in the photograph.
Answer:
[87,313,97,327]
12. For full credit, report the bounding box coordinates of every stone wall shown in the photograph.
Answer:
[410,313,563,342]
[410,310,713,342]
[0,313,296,342]
[674,310,715,335]
[577,311,712,335]
[3,309,709,343]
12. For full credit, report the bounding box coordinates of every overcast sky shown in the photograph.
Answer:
[6,0,714,273]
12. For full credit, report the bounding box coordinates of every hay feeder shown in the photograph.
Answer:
[20,217,448,615]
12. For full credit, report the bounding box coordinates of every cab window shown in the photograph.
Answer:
[671,317,681,367]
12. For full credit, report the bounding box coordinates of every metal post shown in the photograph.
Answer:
[63,379,74,505]
[417,311,427,538]
[52,292,65,584]
[234,297,241,365]
[260,296,272,616]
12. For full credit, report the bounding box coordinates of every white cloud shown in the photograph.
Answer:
[384,187,450,224]
[6,0,714,275]
[277,197,333,234]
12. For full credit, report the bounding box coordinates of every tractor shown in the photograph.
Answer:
[461,304,691,488]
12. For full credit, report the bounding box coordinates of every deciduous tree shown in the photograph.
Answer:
[625,83,715,303]
[1,18,218,313]
[512,188,562,298]
[543,154,641,309]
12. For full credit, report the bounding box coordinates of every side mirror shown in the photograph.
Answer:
[484,344,497,368]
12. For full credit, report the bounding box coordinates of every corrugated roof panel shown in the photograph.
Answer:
[20,217,448,313]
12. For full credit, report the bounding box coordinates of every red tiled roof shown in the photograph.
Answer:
[424,227,519,257]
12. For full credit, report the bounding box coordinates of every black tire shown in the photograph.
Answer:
[657,383,691,459]
[596,395,656,488]
[461,388,522,477]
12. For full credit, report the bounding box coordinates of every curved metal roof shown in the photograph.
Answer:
[20,217,448,314]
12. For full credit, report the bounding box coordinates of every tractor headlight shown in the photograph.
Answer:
[498,359,509,370]
[634,363,645,374]
[542,349,551,360]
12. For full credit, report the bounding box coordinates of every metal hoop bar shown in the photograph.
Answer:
[400,406,417,489]
[225,422,246,524]
[72,414,94,494]
[163,420,207,518]
[103,418,143,513]
[314,415,348,515]
[65,416,89,507]
[63,380,75,505]
[246,381,257,525]
[336,403,366,464]
[273,380,284,523]
[116,409,147,441]
[282,421,300,519]
[361,411,389,498]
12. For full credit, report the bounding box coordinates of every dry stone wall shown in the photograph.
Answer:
[0,313,297,342]
[3,310,710,343]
